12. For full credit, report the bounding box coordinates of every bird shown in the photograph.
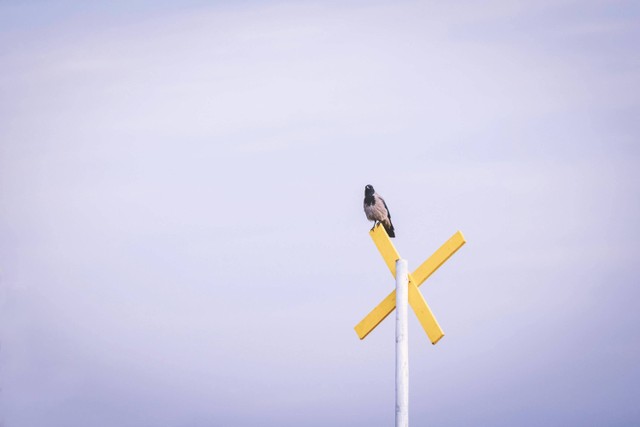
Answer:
[363,184,395,237]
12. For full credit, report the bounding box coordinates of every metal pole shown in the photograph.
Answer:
[396,259,409,427]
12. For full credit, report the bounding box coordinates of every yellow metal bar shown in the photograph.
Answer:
[369,224,400,278]
[353,225,401,340]
[354,229,466,341]
[412,231,466,287]
[354,275,444,343]
[408,278,444,344]
[354,291,396,340]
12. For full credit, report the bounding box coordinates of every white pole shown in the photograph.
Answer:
[396,259,409,427]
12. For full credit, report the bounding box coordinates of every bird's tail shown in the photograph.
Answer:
[383,220,395,238]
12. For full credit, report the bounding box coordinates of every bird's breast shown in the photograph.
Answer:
[364,202,385,221]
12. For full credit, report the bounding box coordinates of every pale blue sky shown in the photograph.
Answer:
[1,1,639,426]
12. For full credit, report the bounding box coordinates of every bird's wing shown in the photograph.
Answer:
[380,196,391,220]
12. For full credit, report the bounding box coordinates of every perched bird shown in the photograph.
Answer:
[363,184,395,237]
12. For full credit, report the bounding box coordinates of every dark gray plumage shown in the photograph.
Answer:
[363,184,395,237]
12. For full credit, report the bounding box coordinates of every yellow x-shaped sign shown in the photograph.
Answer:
[355,225,466,344]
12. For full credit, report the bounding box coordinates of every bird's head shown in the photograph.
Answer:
[364,184,375,197]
